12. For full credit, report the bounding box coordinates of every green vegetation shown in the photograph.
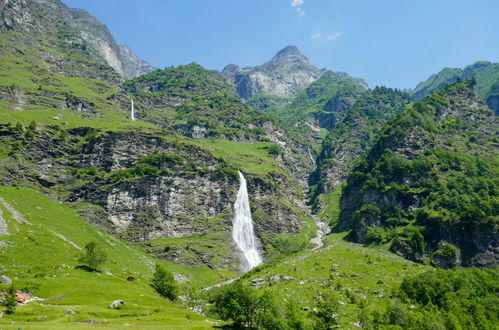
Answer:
[372,268,499,329]
[124,63,277,140]
[313,86,410,204]
[3,286,17,314]
[263,70,368,150]
[78,241,107,271]
[0,3,497,329]
[212,281,287,329]
[411,60,499,102]
[190,138,287,176]
[151,264,178,301]
[0,186,212,329]
[340,81,498,265]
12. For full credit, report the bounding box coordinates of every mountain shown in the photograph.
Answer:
[338,81,498,267]
[314,86,411,197]
[411,61,499,115]
[0,0,320,273]
[0,0,155,80]
[0,0,498,328]
[264,70,369,150]
[124,63,315,187]
[221,46,324,108]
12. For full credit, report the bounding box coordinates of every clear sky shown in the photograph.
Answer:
[61,0,499,90]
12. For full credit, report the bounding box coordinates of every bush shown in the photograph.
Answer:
[267,144,283,156]
[78,241,107,271]
[314,292,340,329]
[213,281,258,328]
[3,286,16,314]
[151,264,177,301]
[213,281,285,329]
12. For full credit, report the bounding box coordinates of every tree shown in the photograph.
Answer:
[78,241,107,271]
[213,282,287,329]
[151,264,177,301]
[3,286,17,314]
[213,281,258,328]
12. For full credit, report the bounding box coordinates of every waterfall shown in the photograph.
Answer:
[232,171,262,271]
[130,98,135,122]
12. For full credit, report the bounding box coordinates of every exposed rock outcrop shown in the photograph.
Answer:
[222,46,323,102]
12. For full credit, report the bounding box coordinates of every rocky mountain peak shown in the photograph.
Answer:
[221,46,322,101]
[272,45,307,62]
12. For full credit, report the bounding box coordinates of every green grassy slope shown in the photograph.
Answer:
[216,232,432,329]
[0,186,215,329]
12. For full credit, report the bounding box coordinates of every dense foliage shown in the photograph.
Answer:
[263,70,368,149]
[2,286,17,314]
[411,60,499,101]
[363,268,499,329]
[212,281,288,329]
[313,86,410,199]
[150,264,178,301]
[124,63,276,141]
[340,81,498,266]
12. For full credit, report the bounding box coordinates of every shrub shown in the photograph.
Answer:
[151,264,177,301]
[213,281,286,329]
[314,292,340,329]
[3,286,16,314]
[213,281,258,328]
[267,144,283,156]
[78,241,107,271]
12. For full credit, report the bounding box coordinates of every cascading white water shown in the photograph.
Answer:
[130,98,135,122]
[232,171,262,271]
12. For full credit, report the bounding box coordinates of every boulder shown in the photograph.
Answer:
[109,299,125,309]
[0,276,12,285]
[65,308,76,315]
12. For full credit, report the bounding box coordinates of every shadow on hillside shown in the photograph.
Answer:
[74,265,100,273]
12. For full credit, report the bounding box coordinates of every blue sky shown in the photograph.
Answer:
[62,0,499,89]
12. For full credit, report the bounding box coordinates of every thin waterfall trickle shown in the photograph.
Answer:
[232,171,262,271]
[130,98,135,122]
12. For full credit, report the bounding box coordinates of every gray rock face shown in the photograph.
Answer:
[119,45,157,80]
[222,46,323,101]
[0,275,12,285]
[71,131,304,240]
[63,4,157,80]
[1,0,156,80]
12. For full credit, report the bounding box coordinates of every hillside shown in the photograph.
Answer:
[0,0,498,328]
[314,87,411,199]
[0,186,217,329]
[264,70,368,150]
[0,0,155,80]
[411,61,499,115]
[338,81,498,267]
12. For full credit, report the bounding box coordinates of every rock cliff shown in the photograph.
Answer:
[0,125,309,269]
[221,46,323,106]
[0,0,155,80]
